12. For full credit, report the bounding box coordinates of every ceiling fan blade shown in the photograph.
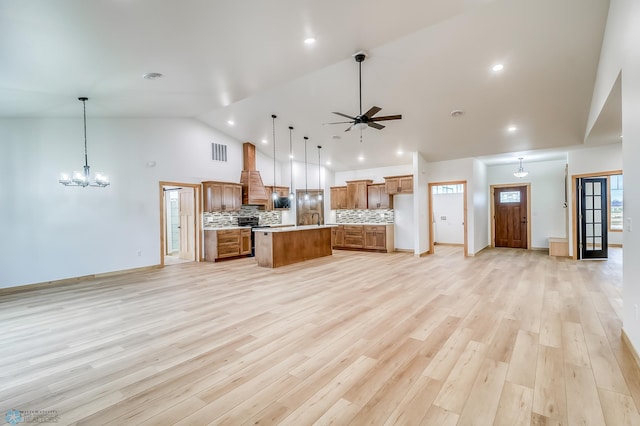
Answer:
[370,114,402,122]
[332,112,357,120]
[363,106,381,119]
[368,122,385,130]
[345,124,354,132]
[322,121,354,125]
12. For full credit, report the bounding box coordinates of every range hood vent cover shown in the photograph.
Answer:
[240,142,268,206]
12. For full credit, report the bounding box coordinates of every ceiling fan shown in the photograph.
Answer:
[326,51,402,132]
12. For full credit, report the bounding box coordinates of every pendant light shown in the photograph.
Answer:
[303,136,309,200]
[317,145,323,201]
[59,97,110,187]
[513,157,528,178]
[288,126,295,200]
[271,114,278,200]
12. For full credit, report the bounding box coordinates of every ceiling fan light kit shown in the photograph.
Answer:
[325,51,402,134]
[513,157,528,178]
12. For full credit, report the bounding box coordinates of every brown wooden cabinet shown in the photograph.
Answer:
[346,179,372,209]
[343,225,365,248]
[331,225,345,247]
[264,186,290,210]
[384,175,413,195]
[205,228,251,261]
[202,181,242,212]
[364,225,388,250]
[332,224,394,252]
[330,186,348,210]
[367,184,393,209]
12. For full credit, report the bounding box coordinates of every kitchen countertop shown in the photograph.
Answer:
[253,225,337,233]
[203,226,252,231]
[327,223,394,226]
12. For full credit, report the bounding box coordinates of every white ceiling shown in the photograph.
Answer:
[1,0,617,171]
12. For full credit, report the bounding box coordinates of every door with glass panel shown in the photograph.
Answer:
[494,186,528,249]
[578,177,608,259]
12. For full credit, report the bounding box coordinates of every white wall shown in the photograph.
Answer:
[487,159,567,249]
[0,117,256,288]
[587,0,640,353]
[472,159,489,253]
[433,193,464,244]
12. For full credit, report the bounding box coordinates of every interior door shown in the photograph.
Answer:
[178,188,195,261]
[578,178,608,259]
[494,186,528,249]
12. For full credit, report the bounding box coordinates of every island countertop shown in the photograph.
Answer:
[253,224,337,233]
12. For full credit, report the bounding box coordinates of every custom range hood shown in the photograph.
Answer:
[240,142,268,206]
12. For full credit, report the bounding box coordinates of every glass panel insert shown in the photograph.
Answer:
[500,191,520,203]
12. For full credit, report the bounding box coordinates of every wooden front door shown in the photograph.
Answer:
[178,188,195,261]
[494,186,528,249]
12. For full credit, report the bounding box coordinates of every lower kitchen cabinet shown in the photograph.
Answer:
[332,224,394,253]
[205,228,251,261]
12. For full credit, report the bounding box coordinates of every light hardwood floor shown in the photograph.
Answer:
[1,247,638,425]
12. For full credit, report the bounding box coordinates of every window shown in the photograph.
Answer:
[500,191,521,203]
[432,184,463,194]
[609,174,623,231]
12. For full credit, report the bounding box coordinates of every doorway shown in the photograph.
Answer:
[159,182,201,266]
[576,177,608,259]
[491,184,531,249]
[428,181,468,256]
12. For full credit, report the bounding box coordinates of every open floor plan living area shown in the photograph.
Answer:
[2,0,640,424]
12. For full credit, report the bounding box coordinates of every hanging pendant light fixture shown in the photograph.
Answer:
[271,114,278,200]
[303,136,309,200]
[59,97,110,187]
[513,157,528,178]
[317,145,323,201]
[288,126,295,200]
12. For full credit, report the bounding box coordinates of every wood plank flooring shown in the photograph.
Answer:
[1,246,638,425]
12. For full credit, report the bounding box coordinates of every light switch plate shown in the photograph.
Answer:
[626,217,632,232]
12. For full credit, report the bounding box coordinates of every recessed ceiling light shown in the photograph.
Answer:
[396,149,404,156]
[227,120,235,126]
[358,155,365,162]
[492,63,504,72]
[507,125,517,132]
[261,139,268,144]
[142,72,163,80]
[326,160,332,166]
[304,37,316,45]
[289,154,294,159]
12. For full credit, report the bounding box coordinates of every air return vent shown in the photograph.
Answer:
[212,143,228,162]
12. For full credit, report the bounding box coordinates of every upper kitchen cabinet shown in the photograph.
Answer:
[330,186,347,210]
[367,183,393,209]
[346,179,372,209]
[265,186,290,210]
[384,175,413,195]
[202,181,242,212]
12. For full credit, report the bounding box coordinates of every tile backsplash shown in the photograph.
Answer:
[336,209,394,224]
[203,205,282,228]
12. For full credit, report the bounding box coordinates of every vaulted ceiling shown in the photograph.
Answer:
[1,0,615,171]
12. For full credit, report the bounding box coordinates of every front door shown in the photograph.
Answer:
[578,177,608,259]
[494,186,528,249]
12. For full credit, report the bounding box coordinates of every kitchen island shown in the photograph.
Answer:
[254,225,336,268]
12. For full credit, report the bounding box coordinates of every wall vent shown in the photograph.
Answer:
[212,143,228,162]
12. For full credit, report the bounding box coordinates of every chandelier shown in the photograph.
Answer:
[59,97,110,187]
[513,157,528,178]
